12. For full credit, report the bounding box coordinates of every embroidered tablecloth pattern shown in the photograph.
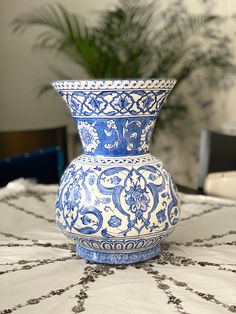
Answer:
[0,180,235,314]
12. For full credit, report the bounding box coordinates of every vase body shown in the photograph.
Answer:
[52,79,180,264]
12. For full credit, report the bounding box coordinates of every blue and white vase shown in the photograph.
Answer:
[52,79,180,264]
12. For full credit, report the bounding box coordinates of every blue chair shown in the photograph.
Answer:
[0,127,68,186]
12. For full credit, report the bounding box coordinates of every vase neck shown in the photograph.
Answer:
[75,116,156,157]
[53,79,177,157]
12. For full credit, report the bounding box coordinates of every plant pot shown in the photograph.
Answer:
[52,79,180,264]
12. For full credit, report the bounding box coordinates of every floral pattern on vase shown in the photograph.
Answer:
[139,120,156,151]
[77,121,99,153]
[53,79,180,264]
[74,117,157,156]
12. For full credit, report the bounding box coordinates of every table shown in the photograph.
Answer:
[0,179,235,314]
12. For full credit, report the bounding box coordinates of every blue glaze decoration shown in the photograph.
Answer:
[52,79,180,265]
[74,116,156,156]
[76,244,161,265]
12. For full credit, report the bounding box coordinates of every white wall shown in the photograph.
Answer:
[0,0,116,132]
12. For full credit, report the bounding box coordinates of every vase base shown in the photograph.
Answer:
[76,244,161,265]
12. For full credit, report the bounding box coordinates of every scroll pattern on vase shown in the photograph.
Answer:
[56,156,180,244]
[75,117,156,156]
[59,90,171,117]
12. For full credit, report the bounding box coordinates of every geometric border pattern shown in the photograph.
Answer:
[75,153,162,166]
[62,228,172,253]
[76,244,161,264]
[52,78,177,91]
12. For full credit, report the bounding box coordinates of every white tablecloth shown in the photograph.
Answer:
[0,179,235,314]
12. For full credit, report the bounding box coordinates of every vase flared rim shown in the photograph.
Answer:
[52,78,177,91]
